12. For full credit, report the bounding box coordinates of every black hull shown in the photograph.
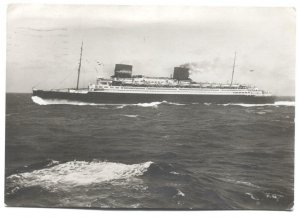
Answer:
[32,90,276,104]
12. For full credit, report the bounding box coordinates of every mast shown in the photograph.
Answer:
[76,41,83,90]
[230,52,237,87]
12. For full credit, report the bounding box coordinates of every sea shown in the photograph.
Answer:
[5,93,295,210]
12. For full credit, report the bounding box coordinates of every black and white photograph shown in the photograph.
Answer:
[4,4,295,210]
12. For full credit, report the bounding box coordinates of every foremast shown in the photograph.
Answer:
[230,52,237,87]
[76,41,83,90]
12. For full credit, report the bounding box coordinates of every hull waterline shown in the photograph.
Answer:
[32,90,276,104]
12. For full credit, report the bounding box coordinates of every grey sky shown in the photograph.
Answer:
[7,5,295,95]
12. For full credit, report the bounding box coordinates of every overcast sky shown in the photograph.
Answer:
[6,5,295,95]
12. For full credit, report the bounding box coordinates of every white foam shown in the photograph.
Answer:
[166,102,186,106]
[274,101,295,106]
[245,192,259,201]
[32,96,101,106]
[265,192,284,201]
[116,105,127,109]
[122,114,139,118]
[46,160,60,167]
[204,103,211,106]
[256,111,266,115]
[32,97,183,108]
[7,160,153,192]
[170,171,180,175]
[135,102,163,108]
[116,101,185,108]
[220,101,295,107]
[176,189,185,197]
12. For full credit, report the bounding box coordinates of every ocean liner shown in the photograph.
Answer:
[32,43,275,104]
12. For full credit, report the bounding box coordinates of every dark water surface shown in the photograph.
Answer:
[5,93,294,210]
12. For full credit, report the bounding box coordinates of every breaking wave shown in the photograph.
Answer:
[6,160,153,194]
[219,101,295,107]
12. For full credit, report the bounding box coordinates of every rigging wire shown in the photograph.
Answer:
[32,73,54,89]
[51,70,77,90]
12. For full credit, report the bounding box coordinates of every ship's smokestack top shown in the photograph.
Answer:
[173,67,190,81]
[114,64,133,78]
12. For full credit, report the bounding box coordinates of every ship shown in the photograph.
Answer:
[32,43,275,104]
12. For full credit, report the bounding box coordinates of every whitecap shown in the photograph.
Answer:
[116,105,127,109]
[170,171,180,175]
[204,103,211,106]
[265,192,284,201]
[7,160,153,193]
[130,203,141,208]
[176,189,185,197]
[245,192,259,201]
[121,114,139,118]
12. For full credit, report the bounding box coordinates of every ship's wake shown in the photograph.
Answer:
[218,101,295,107]
[6,160,153,194]
[32,96,294,108]
[31,96,102,106]
[31,96,185,108]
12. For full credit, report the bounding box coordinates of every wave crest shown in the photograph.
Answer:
[6,160,153,193]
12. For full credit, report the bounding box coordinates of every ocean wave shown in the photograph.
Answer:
[6,160,153,194]
[219,101,295,107]
[221,178,260,188]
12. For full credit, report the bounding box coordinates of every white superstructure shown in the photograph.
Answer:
[86,77,271,97]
